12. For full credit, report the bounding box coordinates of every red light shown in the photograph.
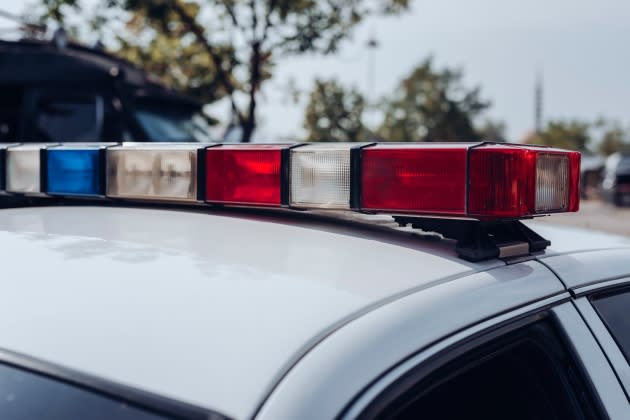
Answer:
[361,143,580,220]
[468,146,537,218]
[568,152,581,212]
[361,144,468,216]
[468,145,581,218]
[205,145,287,206]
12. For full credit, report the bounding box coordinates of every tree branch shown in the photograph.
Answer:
[223,1,246,32]
[171,0,244,124]
[241,0,262,142]
[261,0,277,43]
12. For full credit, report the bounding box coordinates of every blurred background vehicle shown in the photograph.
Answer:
[602,152,630,207]
[0,33,213,143]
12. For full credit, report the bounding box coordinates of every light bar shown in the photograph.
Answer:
[290,143,370,209]
[106,144,202,202]
[46,143,117,197]
[205,144,290,206]
[0,142,581,222]
[5,144,57,195]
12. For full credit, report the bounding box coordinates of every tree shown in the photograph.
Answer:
[30,0,410,142]
[303,79,369,142]
[526,120,591,151]
[476,119,506,142]
[377,57,491,141]
[594,119,629,156]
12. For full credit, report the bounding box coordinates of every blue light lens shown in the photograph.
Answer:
[46,149,102,196]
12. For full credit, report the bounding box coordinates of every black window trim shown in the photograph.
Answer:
[339,305,603,420]
[0,346,231,420]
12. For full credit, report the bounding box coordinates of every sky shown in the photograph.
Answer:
[2,0,630,142]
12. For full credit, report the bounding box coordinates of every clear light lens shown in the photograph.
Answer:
[106,145,200,202]
[290,144,353,209]
[536,153,570,212]
[6,144,49,194]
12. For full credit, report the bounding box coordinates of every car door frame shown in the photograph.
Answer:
[572,276,630,401]
[340,301,628,420]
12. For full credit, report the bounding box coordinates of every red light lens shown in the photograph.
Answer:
[468,145,581,218]
[567,152,581,212]
[362,144,580,219]
[205,145,286,206]
[361,145,468,215]
[468,146,537,218]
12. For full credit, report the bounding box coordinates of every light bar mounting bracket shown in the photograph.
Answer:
[393,217,551,262]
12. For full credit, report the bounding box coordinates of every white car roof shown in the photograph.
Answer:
[0,205,628,419]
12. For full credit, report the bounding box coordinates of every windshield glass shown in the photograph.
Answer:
[134,103,213,142]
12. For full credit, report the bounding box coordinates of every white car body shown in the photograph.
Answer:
[1,205,630,419]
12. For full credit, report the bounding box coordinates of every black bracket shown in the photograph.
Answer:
[393,217,550,262]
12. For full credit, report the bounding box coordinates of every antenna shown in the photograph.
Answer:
[534,71,543,134]
[366,27,379,131]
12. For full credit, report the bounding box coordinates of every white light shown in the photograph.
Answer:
[536,153,569,212]
[5,144,51,195]
[290,144,359,209]
[106,145,201,202]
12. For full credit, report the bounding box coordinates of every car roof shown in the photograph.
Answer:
[0,39,200,107]
[0,205,627,418]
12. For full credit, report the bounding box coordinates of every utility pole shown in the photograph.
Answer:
[534,72,543,134]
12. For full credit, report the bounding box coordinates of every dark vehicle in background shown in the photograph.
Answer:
[602,152,630,206]
[0,38,213,143]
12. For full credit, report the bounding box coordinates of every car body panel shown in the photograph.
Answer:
[526,221,630,255]
[256,261,566,420]
[1,206,629,418]
[538,249,630,290]
[574,297,630,400]
[0,206,501,419]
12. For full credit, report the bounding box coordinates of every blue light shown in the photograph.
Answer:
[46,149,102,196]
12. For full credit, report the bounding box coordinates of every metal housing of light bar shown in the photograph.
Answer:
[0,143,20,194]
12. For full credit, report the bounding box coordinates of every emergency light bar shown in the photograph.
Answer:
[0,142,581,220]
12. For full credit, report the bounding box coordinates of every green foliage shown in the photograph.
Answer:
[31,0,410,141]
[476,119,506,142]
[302,58,497,142]
[377,58,490,141]
[526,120,591,151]
[303,79,369,142]
[595,120,630,156]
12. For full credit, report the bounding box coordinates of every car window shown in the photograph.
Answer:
[134,103,212,142]
[0,363,166,420]
[359,320,600,420]
[591,288,630,364]
[0,86,22,142]
[36,96,104,142]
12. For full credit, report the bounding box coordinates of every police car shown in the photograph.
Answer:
[0,142,629,420]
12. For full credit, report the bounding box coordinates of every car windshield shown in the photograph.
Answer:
[134,102,213,143]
